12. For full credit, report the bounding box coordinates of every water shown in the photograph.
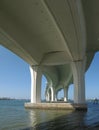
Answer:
[0,100,99,130]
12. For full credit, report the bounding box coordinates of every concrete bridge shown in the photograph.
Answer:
[0,0,98,110]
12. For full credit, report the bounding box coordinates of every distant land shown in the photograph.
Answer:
[0,97,97,103]
[0,97,30,100]
[0,97,13,100]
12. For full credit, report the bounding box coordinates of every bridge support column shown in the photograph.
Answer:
[55,90,58,101]
[64,87,68,102]
[30,66,42,103]
[46,91,50,102]
[45,83,54,102]
[71,59,86,106]
[50,86,54,102]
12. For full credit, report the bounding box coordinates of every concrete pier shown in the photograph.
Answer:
[25,102,87,111]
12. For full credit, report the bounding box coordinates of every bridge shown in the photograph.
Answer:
[0,0,98,110]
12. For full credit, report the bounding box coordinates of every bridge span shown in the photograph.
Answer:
[0,0,99,110]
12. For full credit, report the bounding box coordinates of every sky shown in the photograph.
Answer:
[0,45,99,100]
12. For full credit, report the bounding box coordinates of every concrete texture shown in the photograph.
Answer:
[25,102,87,111]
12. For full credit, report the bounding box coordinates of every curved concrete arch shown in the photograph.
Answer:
[45,81,54,102]
[42,66,59,88]
[0,28,37,65]
[1,0,99,109]
[44,0,86,61]
[43,72,55,102]
[43,64,73,102]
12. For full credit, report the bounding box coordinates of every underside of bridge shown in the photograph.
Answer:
[0,0,99,110]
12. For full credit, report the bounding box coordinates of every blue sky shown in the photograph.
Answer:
[0,45,99,100]
[0,45,47,99]
[85,52,99,99]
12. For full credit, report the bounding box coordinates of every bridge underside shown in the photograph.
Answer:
[0,0,99,110]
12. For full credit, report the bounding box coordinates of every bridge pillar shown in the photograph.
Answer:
[50,86,54,102]
[54,90,58,101]
[30,66,42,103]
[64,87,68,102]
[71,59,86,104]
[45,91,50,102]
[45,83,54,102]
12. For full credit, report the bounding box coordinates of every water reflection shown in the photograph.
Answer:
[2,100,99,129]
[23,109,87,130]
[28,109,74,126]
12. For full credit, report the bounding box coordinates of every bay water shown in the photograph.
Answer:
[0,100,99,130]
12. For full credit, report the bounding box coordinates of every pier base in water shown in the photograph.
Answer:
[25,102,87,111]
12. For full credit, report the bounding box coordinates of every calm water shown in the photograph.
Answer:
[0,100,99,130]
